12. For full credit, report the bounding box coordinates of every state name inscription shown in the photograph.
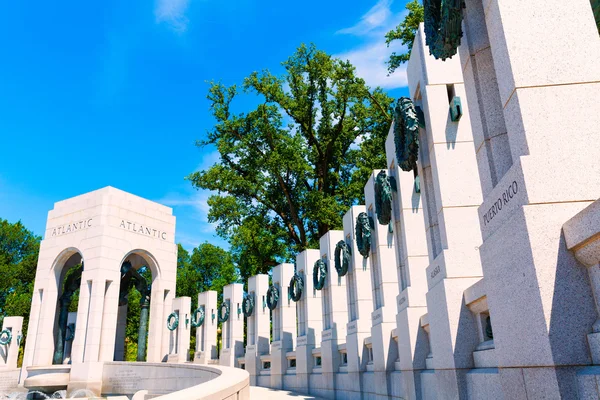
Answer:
[482,181,518,226]
[119,220,167,240]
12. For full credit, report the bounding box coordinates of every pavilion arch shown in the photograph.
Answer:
[113,248,165,362]
[51,247,84,287]
[48,247,85,365]
[117,249,161,282]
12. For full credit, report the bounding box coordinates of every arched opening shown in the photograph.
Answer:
[52,249,84,365]
[113,251,158,362]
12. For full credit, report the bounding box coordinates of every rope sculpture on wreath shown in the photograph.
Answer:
[0,329,12,345]
[190,306,205,328]
[289,273,304,302]
[423,0,465,61]
[313,259,327,290]
[242,294,255,317]
[65,323,75,341]
[266,285,279,310]
[218,301,230,323]
[334,240,351,277]
[355,212,374,259]
[375,170,396,232]
[166,312,179,331]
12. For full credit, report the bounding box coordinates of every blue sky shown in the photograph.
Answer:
[0,0,411,250]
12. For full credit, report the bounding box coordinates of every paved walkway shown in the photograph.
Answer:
[249,386,323,399]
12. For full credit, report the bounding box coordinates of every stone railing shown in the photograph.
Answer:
[102,362,249,400]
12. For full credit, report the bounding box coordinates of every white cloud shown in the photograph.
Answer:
[154,0,190,33]
[337,0,393,36]
[336,42,407,89]
[335,0,409,89]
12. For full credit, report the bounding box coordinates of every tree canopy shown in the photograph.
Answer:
[385,0,424,74]
[176,243,239,303]
[0,218,41,364]
[188,44,394,281]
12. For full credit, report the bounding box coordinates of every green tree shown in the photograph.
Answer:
[189,44,394,281]
[176,243,238,300]
[0,218,41,366]
[123,265,151,362]
[385,0,424,74]
[176,243,238,359]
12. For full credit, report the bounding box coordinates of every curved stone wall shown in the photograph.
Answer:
[101,362,249,400]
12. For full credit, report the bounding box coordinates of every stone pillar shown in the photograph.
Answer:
[167,296,191,363]
[363,171,400,399]
[458,0,600,397]
[295,249,323,395]
[68,268,107,396]
[385,110,430,400]
[271,263,296,389]
[404,24,485,399]
[219,283,244,367]
[194,290,218,364]
[0,317,23,370]
[98,276,119,362]
[320,230,347,399]
[564,200,600,397]
[245,275,270,385]
[343,205,373,398]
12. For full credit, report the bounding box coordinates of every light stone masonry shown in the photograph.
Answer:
[319,230,347,399]
[21,187,177,396]
[194,290,218,365]
[460,0,600,398]
[244,275,270,386]
[406,24,486,400]
[385,121,430,400]
[294,249,323,396]
[270,263,296,390]
[167,296,191,363]
[219,283,244,368]
[342,205,372,400]
[364,171,400,400]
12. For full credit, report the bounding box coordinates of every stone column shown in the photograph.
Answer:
[194,290,218,364]
[385,114,430,400]
[320,230,347,399]
[458,0,600,397]
[219,283,244,367]
[295,249,323,395]
[245,275,270,385]
[98,275,119,362]
[0,317,23,370]
[364,171,400,399]
[404,24,485,399]
[167,296,191,363]
[342,205,373,398]
[69,269,107,396]
[564,200,600,398]
[271,263,296,389]
[20,283,44,382]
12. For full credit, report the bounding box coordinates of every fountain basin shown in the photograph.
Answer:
[24,365,71,392]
